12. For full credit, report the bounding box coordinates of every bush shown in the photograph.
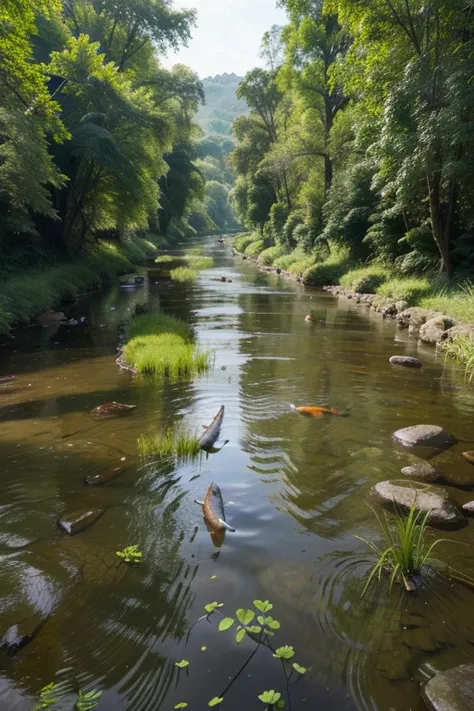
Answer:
[234,233,257,253]
[303,247,352,286]
[245,239,265,257]
[376,277,432,304]
[258,245,284,266]
[340,266,389,293]
[274,249,307,270]
[288,255,316,277]
[281,213,303,251]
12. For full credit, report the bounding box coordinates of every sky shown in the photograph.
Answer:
[162,0,287,78]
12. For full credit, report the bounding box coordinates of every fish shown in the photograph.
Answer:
[199,406,224,451]
[290,404,347,418]
[195,482,235,533]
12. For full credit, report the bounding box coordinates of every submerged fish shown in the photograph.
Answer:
[90,402,137,419]
[199,406,224,451]
[195,482,235,533]
[290,404,347,418]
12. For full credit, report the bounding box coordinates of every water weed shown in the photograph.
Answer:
[184,255,214,269]
[170,267,199,282]
[116,545,142,564]
[441,334,474,384]
[138,427,201,460]
[356,505,443,594]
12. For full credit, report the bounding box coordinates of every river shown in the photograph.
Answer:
[1,238,474,711]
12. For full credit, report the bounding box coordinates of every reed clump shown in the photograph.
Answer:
[170,266,198,282]
[138,426,201,460]
[440,334,474,384]
[184,255,214,269]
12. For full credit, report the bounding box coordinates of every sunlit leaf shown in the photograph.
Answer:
[236,609,255,626]
[253,600,273,613]
[218,617,235,631]
[246,625,262,634]
[292,663,307,675]
[175,659,189,669]
[208,697,223,707]
[236,627,246,643]
[175,704,188,709]
[273,646,295,660]
[201,646,207,651]
[205,602,219,614]
[258,690,281,704]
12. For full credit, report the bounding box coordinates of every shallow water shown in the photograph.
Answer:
[1,240,474,711]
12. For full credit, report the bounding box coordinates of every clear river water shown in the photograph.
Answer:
[1,238,474,711]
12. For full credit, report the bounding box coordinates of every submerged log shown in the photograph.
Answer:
[58,508,105,535]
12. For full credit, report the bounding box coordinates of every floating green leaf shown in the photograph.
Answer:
[277,701,285,709]
[236,627,246,643]
[201,646,207,651]
[208,697,223,707]
[205,602,220,614]
[116,545,142,565]
[218,617,235,632]
[210,575,217,580]
[253,600,273,613]
[246,625,262,634]
[258,690,281,705]
[273,646,295,660]
[75,689,103,711]
[175,659,189,669]
[236,609,255,626]
[34,682,60,710]
[292,663,307,675]
[265,617,280,630]
[175,704,188,709]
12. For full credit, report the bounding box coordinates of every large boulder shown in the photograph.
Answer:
[397,307,441,334]
[422,663,474,711]
[393,425,457,452]
[395,300,409,314]
[381,303,397,318]
[401,462,442,483]
[419,316,457,345]
[373,480,465,529]
[441,324,474,343]
[389,355,423,369]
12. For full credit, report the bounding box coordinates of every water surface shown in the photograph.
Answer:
[1,240,474,711]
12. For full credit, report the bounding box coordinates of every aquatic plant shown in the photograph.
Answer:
[138,426,201,460]
[170,266,199,282]
[75,690,102,711]
[356,505,443,593]
[440,333,474,384]
[155,254,176,264]
[33,684,102,711]
[33,683,60,710]
[116,545,142,564]
[178,598,307,710]
[184,255,214,269]
[123,313,213,380]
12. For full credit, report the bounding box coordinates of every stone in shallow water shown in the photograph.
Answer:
[401,627,442,652]
[57,508,105,535]
[389,355,423,368]
[422,663,474,711]
[350,446,384,459]
[401,462,442,483]
[426,451,474,488]
[393,425,457,451]
[373,480,465,529]
[462,502,474,516]
[84,465,125,486]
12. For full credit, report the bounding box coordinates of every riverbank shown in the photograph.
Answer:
[0,235,162,337]
[232,234,474,379]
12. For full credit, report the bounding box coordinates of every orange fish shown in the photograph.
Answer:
[291,404,346,418]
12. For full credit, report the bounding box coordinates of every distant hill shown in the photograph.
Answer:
[196,73,248,138]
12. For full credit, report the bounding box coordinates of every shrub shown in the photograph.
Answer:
[258,245,284,265]
[234,233,257,253]
[303,246,352,286]
[288,255,316,277]
[376,277,432,304]
[245,239,265,257]
[274,248,306,270]
[340,266,389,293]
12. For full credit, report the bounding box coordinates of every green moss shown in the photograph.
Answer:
[245,239,265,257]
[339,265,389,293]
[138,426,202,460]
[170,266,198,282]
[123,313,213,380]
[258,245,284,265]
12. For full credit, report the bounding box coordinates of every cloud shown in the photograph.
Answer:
[162,0,287,77]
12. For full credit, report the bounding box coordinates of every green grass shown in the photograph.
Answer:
[258,245,284,265]
[245,239,265,257]
[288,255,316,277]
[441,334,474,384]
[155,255,176,264]
[357,505,443,594]
[340,265,389,294]
[170,266,198,282]
[138,426,201,459]
[123,313,213,380]
[420,282,474,323]
[376,277,432,304]
[274,248,307,270]
[234,233,258,253]
[303,246,352,286]
[184,255,214,269]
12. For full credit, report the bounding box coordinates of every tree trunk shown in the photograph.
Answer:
[324,154,333,196]
[427,172,452,276]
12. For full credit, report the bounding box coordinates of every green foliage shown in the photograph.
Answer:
[245,239,265,257]
[258,690,282,706]
[75,689,102,711]
[303,247,352,286]
[208,698,223,707]
[288,255,316,277]
[184,255,214,269]
[376,277,432,305]
[170,267,198,282]
[356,505,444,594]
[441,335,474,385]
[234,233,258,253]
[175,660,189,669]
[116,545,142,565]
[33,683,60,710]
[274,249,305,270]
[258,245,284,265]
[420,284,474,324]
[339,266,389,294]
[138,427,201,460]
[155,255,175,264]
[175,704,188,709]
[123,313,212,380]
[273,646,295,661]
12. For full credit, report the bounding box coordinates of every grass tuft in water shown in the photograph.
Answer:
[184,255,214,269]
[356,505,443,594]
[155,254,176,264]
[170,266,198,282]
[440,334,474,384]
[123,313,213,380]
[138,426,201,460]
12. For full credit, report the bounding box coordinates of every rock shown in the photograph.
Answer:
[376,651,409,681]
[419,316,457,345]
[397,307,440,329]
[401,627,442,653]
[395,300,409,314]
[462,452,474,465]
[389,355,423,369]
[351,446,384,459]
[462,502,474,516]
[393,425,457,452]
[84,465,125,486]
[426,450,474,488]
[90,402,137,418]
[422,663,474,711]
[58,508,105,535]
[373,480,465,529]
[381,303,397,318]
[441,324,474,343]
[401,462,442,483]
[37,311,67,327]
[242,255,248,260]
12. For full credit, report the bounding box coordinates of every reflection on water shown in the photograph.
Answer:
[1,240,474,710]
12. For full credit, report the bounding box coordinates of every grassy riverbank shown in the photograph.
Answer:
[0,236,163,335]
